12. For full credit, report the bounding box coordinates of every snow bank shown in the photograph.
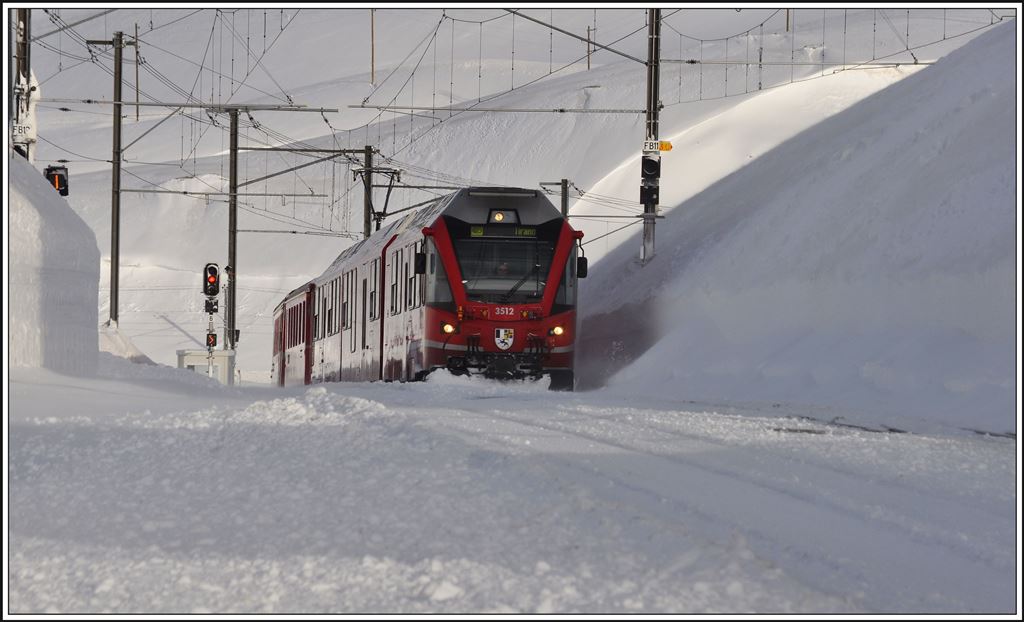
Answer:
[99,321,156,365]
[8,154,101,375]
[95,352,224,391]
[582,22,1017,434]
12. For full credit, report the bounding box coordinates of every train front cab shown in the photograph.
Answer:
[418,199,586,390]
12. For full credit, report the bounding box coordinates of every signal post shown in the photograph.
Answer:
[206,312,216,379]
[203,263,220,380]
[175,262,233,384]
[640,8,662,265]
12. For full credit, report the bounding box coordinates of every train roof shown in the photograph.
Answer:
[440,187,562,225]
[277,187,561,306]
[318,187,560,274]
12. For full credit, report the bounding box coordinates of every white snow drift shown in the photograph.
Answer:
[585,21,1017,435]
[8,154,101,375]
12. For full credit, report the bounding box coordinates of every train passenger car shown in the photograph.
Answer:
[271,187,587,390]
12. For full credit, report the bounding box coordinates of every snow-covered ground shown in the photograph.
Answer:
[8,367,1016,614]
[6,7,1020,615]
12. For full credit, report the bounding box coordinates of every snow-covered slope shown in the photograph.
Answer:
[8,154,101,375]
[580,21,1017,435]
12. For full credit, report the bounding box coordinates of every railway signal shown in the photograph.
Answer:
[641,153,661,179]
[202,262,221,378]
[203,263,220,297]
[640,153,661,204]
[44,165,69,196]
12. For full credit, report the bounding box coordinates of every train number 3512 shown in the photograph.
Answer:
[494,306,515,316]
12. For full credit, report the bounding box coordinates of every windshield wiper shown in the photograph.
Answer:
[500,264,540,302]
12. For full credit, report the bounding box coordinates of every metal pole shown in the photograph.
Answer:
[134,23,139,122]
[586,26,591,70]
[227,109,238,363]
[110,31,123,323]
[21,9,29,90]
[9,10,14,126]
[208,311,215,379]
[363,145,373,238]
[645,12,660,143]
[758,25,764,91]
[561,178,568,217]
[12,8,31,160]
[641,9,661,266]
[86,32,135,324]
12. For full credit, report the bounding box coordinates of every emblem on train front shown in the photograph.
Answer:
[495,328,514,351]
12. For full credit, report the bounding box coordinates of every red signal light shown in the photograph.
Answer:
[203,263,220,296]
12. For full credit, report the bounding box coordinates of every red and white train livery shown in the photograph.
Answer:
[271,187,587,390]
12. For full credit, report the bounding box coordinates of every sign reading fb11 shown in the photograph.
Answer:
[643,140,673,153]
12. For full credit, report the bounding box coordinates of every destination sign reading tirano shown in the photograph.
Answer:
[470,225,537,238]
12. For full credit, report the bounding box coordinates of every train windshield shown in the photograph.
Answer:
[452,238,556,304]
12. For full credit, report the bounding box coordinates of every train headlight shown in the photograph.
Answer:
[488,209,518,224]
[442,322,456,335]
[550,325,564,336]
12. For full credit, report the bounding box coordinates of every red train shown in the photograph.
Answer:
[272,187,587,390]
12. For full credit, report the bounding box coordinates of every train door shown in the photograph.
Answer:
[406,241,424,381]
[313,290,323,383]
[280,313,287,386]
[319,288,326,381]
[340,271,349,380]
[336,275,342,377]
[371,258,381,380]
[274,313,285,387]
[361,278,368,377]
[304,289,314,385]
[377,237,399,382]
[383,247,404,381]
[382,251,393,380]
[349,270,357,358]
[402,249,412,380]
